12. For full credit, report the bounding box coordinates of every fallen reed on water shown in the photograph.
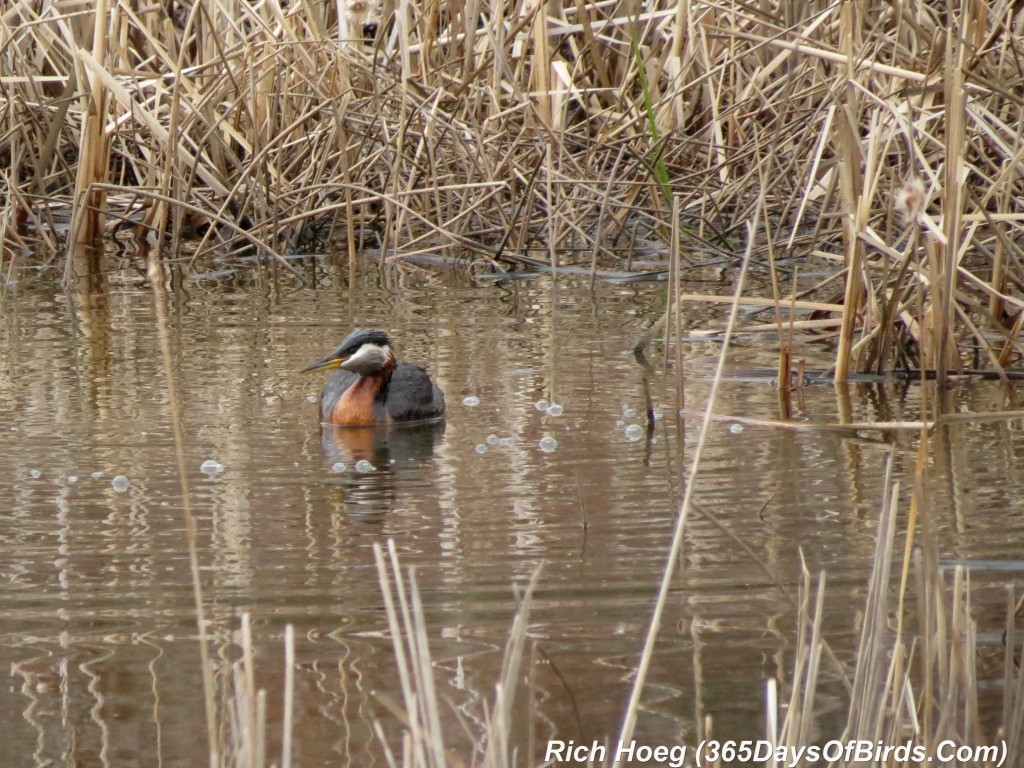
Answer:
[4,1,1024,374]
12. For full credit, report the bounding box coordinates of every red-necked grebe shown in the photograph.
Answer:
[302,329,446,426]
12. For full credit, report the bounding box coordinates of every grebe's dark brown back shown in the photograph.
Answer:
[302,329,445,427]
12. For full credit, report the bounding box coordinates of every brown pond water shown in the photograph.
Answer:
[1,254,1022,766]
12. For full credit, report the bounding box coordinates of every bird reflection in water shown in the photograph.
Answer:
[319,418,446,515]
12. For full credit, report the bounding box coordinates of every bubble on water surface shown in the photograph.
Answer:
[538,436,558,452]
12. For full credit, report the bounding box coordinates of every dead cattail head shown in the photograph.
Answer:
[894,178,927,226]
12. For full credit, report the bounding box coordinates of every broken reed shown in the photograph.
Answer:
[4,0,1024,374]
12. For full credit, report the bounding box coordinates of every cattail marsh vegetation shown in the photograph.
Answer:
[4,0,1024,376]
[4,0,1024,766]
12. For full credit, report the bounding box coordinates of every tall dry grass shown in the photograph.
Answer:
[4,0,1024,373]
[214,542,540,768]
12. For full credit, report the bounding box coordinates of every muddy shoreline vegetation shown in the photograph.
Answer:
[3,1,1024,765]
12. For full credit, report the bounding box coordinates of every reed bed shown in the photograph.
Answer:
[4,0,1024,373]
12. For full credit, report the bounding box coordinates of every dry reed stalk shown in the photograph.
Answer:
[225,614,263,768]
[846,454,898,741]
[769,566,826,763]
[220,615,298,768]
[66,0,111,264]
[671,195,684,410]
[282,624,295,768]
[614,201,759,766]
[1006,594,1024,759]
[832,0,864,382]
[141,240,220,767]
